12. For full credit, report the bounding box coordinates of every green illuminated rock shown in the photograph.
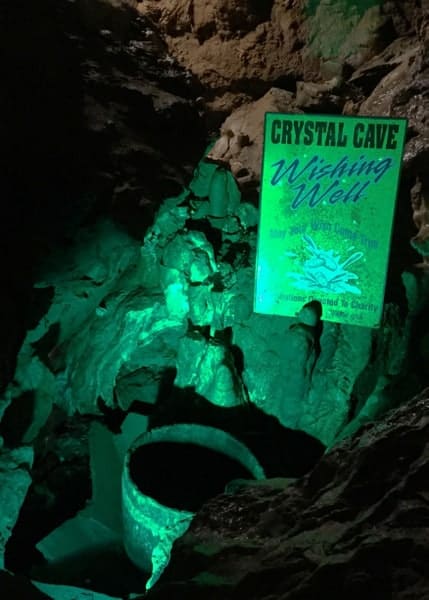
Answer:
[234,313,316,427]
[32,581,121,600]
[175,334,247,407]
[3,221,141,431]
[0,445,33,569]
[2,147,426,450]
[306,0,386,75]
[63,296,186,412]
[298,322,373,443]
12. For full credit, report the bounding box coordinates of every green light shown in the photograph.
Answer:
[122,424,265,590]
[307,0,380,13]
[255,113,407,327]
[306,0,382,66]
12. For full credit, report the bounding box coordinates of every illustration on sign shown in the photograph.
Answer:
[287,234,364,295]
[254,113,407,327]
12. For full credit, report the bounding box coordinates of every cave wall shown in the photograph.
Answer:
[2,0,428,449]
[1,0,429,596]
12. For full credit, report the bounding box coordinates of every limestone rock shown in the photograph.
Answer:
[0,446,33,569]
[138,0,395,115]
[4,131,428,448]
[356,33,429,176]
[175,333,247,408]
[303,0,389,77]
[3,222,141,424]
[62,293,186,413]
[207,88,299,187]
[1,0,205,398]
[299,322,373,444]
[234,313,316,427]
[138,0,308,115]
[358,43,420,117]
[295,77,343,111]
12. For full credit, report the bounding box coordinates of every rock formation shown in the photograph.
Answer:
[143,388,429,600]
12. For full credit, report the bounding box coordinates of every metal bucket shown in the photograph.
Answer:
[122,423,265,589]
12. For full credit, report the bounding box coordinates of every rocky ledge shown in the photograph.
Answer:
[145,387,429,600]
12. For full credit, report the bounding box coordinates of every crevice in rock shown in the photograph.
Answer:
[185,218,224,258]
[0,392,36,449]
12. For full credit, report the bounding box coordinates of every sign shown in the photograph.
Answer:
[254,113,407,327]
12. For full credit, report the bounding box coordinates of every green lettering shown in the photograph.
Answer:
[325,122,336,146]
[386,124,399,149]
[271,119,281,144]
[353,123,364,147]
[314,122,327,145]
[281,120,293,144]
[303,121,314,145]
[364,125,375,148]
[375,124,387,148]
[337,122,347,146]
[293,120,305,144]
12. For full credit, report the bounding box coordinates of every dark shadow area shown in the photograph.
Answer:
[5,405,148,596]
[29,546,149,598]
[185,217,224,258]
[407,277,429,383]
[0,0,88,391]
[0,391,36,448]
[0,0,208,390]
[130,441,253,512]
[221,241,252,269]
[31,322,61,372]
[97,395,128,434]
[0,571,51,600]
[149,380,326,479]
[5,411,92,573]
[301,299,323,357]
[385,177,417,315]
